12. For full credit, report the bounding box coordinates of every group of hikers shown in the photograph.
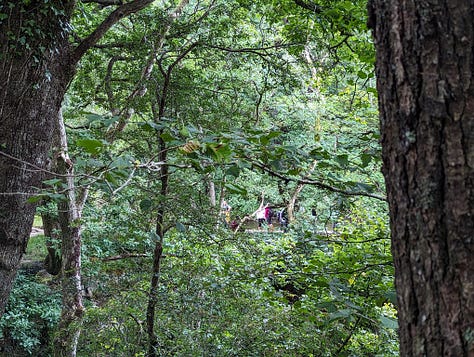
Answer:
[221,196,288,232]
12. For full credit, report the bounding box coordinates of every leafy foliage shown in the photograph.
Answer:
[77,203,397,356]
[0,274,61,356]
[3,0,399,355]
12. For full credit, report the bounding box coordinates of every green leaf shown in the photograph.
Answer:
[160,132,176,143]
[176,222,186,232]
[352,182,374,193]
[360,153,372,167]
[149,231,160,241]
[75,138,104,155]
[328,308,352,321]
[139,199,153,212]
[226,165,240,177]
[180,126,190,137]
[384,290,398,305]
[31,193,65,202]
[26,195,45,204]
[85,113,105,123]
[205,142,232,162]
[225,183,247,195]
[380,315,398,329]
[335,154,349,167]
[356,70,367,79]
[259,130,281,145]
[42,178,63,186]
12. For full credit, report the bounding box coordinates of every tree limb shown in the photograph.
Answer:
[250,160,387,201]
[72,0,154,63]
[101,253,149,261]
[293,0,323,13]
[82,0,124,6]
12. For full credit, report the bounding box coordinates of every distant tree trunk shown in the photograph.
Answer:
[146,124,168,357]
[53,110,84,357]
[368,1,474,355]
[41,123,64,277]
[209,180,216,207]
[287,183,304,223]
[287,160,317,222]
[42,212,62,276]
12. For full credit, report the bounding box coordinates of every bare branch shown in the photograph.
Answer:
[105,55,127,115]
[106,0,191,139]
[112,167,136,195]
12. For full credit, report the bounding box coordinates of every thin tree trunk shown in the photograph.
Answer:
[287,182,304,223]
[368,1,474,355]
[144,4,192,355]
[52,110,84,357]
[209,180,216,207]
[42,212,62,276]
[146,160,167,357]
[146,108,169,356]
[287,160,317,222]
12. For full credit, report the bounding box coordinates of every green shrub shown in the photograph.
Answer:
[0,274,61,356]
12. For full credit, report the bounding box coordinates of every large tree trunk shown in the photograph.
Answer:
[0,2,76,316]
[368,1,474,355]
[0,0,154,319]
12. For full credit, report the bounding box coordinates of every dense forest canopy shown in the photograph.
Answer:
[4,0,470,356]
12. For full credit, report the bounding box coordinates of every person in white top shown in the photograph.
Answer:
[252,195,268,230]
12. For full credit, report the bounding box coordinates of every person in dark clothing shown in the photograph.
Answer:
[277,208,288,232]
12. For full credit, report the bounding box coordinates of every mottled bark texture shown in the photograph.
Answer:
[52,110,84,357]
[0,1,76,317]
[368,0,474,355]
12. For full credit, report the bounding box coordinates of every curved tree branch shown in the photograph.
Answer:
[81,0,124,6]
[72,0,154,63]
[249,159,387,201]
[293,0,323,13]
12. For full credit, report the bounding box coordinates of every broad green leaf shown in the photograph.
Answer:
[176,222,186,232]
[328,308,352,321]
[225,183,247,195]
[380,315,398,329]
[42,178,63,186]
[76,138,104,155]
[139,199,153,212]
[226,165,240,177]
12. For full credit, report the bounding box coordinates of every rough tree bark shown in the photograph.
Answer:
[0,0,154,319]
[368,1,474,355]
[0,1,76,317]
